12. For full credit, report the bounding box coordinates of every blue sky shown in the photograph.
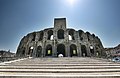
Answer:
[0,0,120,53]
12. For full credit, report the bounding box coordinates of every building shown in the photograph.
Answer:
[105,44,120,58]
[16,18,106,57]
[0,50,15,57]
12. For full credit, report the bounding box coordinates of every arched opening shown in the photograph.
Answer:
[81,45,87,57]
[69,29,75,40]
[39,31,44,41]
[36,46,42,57]
[32,32,36,41]
[50,35,53,40]
[20,47,25,57]
[90,45,94,55]
[22,47,25,56]
[57,44,65,57]
[69,35,72,40]
[95,46,101,57]
[57,29,64,39]
[79,30,84,41]
[96,51,100,57]
[28,46,33,57]
[48,30,53,40]
[86,32,90,41]
[46,44,52,56]
[70,44,77,57]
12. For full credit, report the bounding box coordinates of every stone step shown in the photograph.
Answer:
[9,62,114,65]
[0,66,120,69]
[4,64,120,66]
[0,69,120,73]
[0,72,120,78]
[0,57,119,78]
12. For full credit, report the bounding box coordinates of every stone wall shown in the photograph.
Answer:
[16,18,106,58]
[105,44,120,58]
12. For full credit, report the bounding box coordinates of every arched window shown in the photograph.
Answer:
[57,29,64,39]
[79,30,84,41]
[90,45,94,55]
[86,32,90,41]
[28,46,34,57]
[39,31,44,41]
[21,47,25,57]
[69,35,72,40]
[50,35,53,40]
[69,29,75,40]
[47,30,53,40]
[32,33,36,41]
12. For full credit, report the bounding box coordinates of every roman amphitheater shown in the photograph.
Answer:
[16,18,106,57]
[1,18,120,78]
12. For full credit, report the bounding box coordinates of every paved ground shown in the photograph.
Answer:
[0,57,120,78]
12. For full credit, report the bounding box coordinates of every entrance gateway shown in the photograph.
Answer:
[16,18,106,58]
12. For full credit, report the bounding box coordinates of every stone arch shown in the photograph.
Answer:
[57,29,64,39]
[95,45,101,57]
[28,46,34,57]
[90,45,94,55]
[69,29,75,40]
[32,32,36,41]
[78,30,84,41]
[57,44,65,57]
[86,32,90,41]
[47,30,53,40]
[68,35,72,40]
[81,45,87,57]
[22,47,25,56]
[39,31,44,41]
[45,44,52,56]
[36,46,42,57]
[70,44,78,57]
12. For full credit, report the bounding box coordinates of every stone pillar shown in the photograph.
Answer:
[66,44,70,57]
[42,45,45,57]
[32,41,38,58]
[26,44,30,57]
[53,38,57,57]
[42,40,46,57]
[25,45,28,57]
[78,44,81,57]
[76,32,80,57]
[76,46,79,57]
[66,30,70,57]
[86,44,91,57]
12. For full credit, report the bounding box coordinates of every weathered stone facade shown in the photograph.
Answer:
[105,44,120,58]
[16,18,106,57]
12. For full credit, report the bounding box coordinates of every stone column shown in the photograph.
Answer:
[77,44,81,57]
[32,41,38,58]
[53,38,57,57]
[66,44,70,57]
[86,44,91,57]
